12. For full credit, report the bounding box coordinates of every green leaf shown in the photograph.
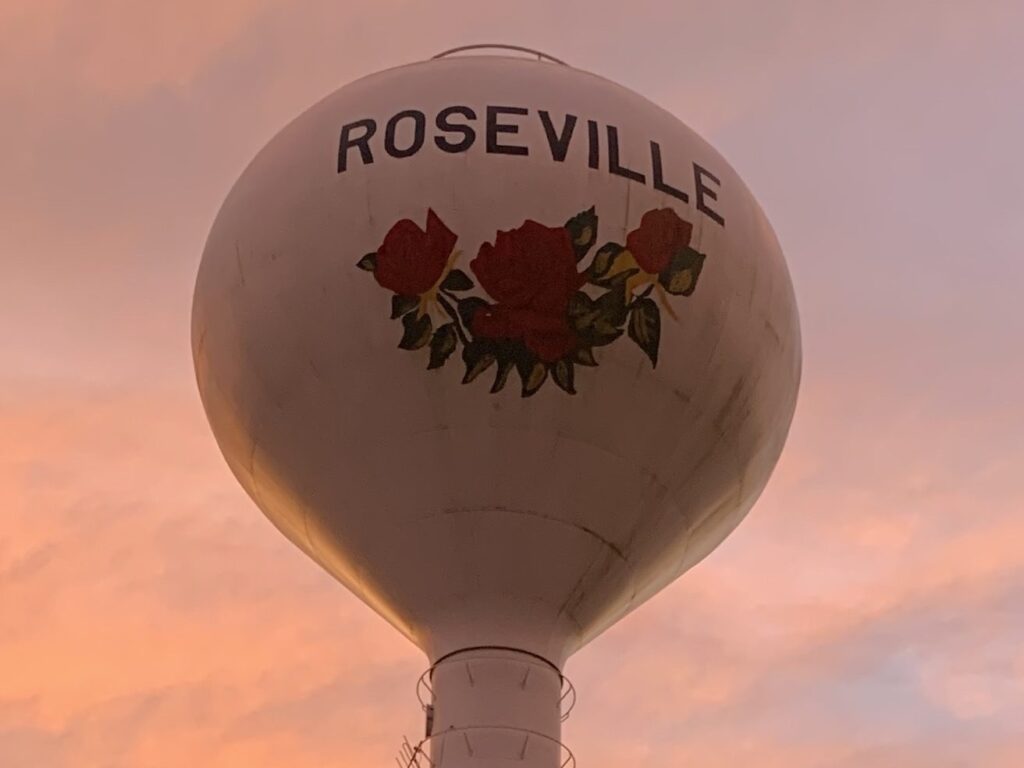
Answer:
[391,294,419,319]
[569,291,624,347]
[568,291,603,333]
[462,341,496,384]
[568,291,595,318]
[356,252,377,271]
[628,297,661,367]
[398,311,433,350]
[491,356,516,393]
[573,347,598,367]
[590,327,624,347]
[586,242,623,281]
[593,267,639,289]
[522,363,548,397]
[568,291,591,314]
[457,296,489,330]
[659,247,706,296]
[515,354,548,397]
[441,268,474,292]
[552,360,576,394]
[565,206,598,261]
[595,282,628,327]
[427,323,458,369]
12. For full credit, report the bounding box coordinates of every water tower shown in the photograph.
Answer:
[192,45,800,767]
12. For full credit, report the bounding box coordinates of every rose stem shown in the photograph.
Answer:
[626,284,655,310]
[436,293,469,345]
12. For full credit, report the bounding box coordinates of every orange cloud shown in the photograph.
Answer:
[0,0,281,96]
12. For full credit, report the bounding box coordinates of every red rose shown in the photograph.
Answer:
[626,208,693,274]
[374,209,456,295]
[470,220,585,363]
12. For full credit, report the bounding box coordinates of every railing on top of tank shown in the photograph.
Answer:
[397,725,576,768]
[432,44,568,66]
[414,653,577,723]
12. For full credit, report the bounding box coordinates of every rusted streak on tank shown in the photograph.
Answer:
[713,377,745,435]
[234,243,246,287]
[434,505,630,566]
[672,387,692,403]
[686,488,743,549]
[298,478,319,556]
[560,570,589,617]
[559,547,629,639]
[194,326,207,356]
[713,375,759,496]
[619,469,670,555]
[576,531,625,571]
[531,593,586,635]
[246,434,258,476]
[764,318,782,347]
[686,441,718,486]
[747,262,759,309]
[363,180,375,229]
[557,557,601,627]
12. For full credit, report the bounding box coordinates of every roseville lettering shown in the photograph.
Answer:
[338,106,725,227]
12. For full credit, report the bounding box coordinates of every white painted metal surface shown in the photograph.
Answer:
[192,49,801,765]
[424,649,566,767]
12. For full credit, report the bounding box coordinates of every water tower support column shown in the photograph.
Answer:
[426,648,569,768]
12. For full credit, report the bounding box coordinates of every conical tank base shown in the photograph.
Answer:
[427,649,568,768]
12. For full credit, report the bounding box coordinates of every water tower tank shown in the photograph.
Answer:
[192,45,801,766]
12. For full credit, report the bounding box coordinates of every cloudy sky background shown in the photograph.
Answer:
[2,1,1023,766]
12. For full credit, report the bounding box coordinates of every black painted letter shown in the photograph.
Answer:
[384,110,426,158]
[539,111,577,162]
[587,120,600,169]
[435,106,477,153]
[650,141,689,203]
[338,118,376,173]
[607,126,646,183]
[694,163,725,226]
[486,106,529,155]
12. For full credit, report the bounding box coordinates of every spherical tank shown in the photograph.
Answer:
[193,48,800,687]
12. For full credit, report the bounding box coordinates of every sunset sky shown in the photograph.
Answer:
[3,1,1023,766]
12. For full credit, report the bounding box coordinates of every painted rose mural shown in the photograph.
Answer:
[355,206,706,396]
